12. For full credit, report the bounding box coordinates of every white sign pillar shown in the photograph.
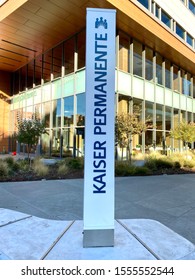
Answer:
[83,8,116,247]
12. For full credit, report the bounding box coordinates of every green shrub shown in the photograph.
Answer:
[144,158,157,171]
[17,159,30,171]
[3,157,20,173]
[115,162,151,176]
[33,160,49,176]
[61,157,84,170]
[58,164,69,176]
[133,166,151,175]
[173,161,181,169]
[4,156,14,167]
[115,161,136,176]
[144,157,173,170]
[0,160,9,178]
[169,153,185,167]
[155,158,173,169]
[183,160,195,168]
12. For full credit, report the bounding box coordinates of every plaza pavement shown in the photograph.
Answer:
[0,174,195,259]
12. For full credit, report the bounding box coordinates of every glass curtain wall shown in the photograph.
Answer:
[10,28,195,157]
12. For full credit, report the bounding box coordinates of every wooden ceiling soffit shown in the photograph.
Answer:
[0,0,28,21]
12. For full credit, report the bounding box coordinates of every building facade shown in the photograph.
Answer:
[0,0,195,157]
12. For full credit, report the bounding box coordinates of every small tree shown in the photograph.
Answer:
[170,121,195,153]
[16,111,47,161]
[115,108,151,161]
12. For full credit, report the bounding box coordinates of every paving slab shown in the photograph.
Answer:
[119,219,195,260]
[0,208,31,226]
[0,209,73,260]
[44,220,155,260]
[0,209,195,260]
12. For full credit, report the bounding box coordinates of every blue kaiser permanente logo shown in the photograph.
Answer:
[95,17,108,29]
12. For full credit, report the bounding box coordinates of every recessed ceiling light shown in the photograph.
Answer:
[0,0,8,7]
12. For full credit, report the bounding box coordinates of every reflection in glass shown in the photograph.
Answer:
[41,131,50,155]
[173,65,179,91]
[156,53,163,85]
[145,46,153,81]
[42,102,50,128]
[133,40,142,77]
[64,96,74,126]
[51,129,61,156]
[165,60,171,89]
[156,104,163,130]
[62,128,74,157]
[165,106,172,131]
[119,31,130,72]
[145,101,153,148]
[53,99,61,128]
[76,93,85,126]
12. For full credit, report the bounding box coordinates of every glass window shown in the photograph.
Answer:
[173,109,179,127]
[42,131,50,156]
[156,53,163,85]
[34,54,42,86]
[27,60,34,89]
[53,43,63,79]
[25,106,33,120]
[145,101,154,149]
[155,4,160,18]
[42,101,50,128]
[132,98,143,149]
[133,40,142,77]
[156,130,163,148]
[137,0,149,9]
[118,94,131,114]
[176,23,185,39]
[53,99,61,128]
[51,129,61,156]
[165,59,171,89]
[13,70,20,94]
[161,11,171,28]
[34,104,41,119]
[165,106,172,131]
[193,77,195,98]
[77,30,86,70]
[187,33,193,47]
[181,110,186,122]
[187,112,192,123]
[119,31,130,72]
[43,50,52,83]
[145,46,153,81]
[181,71,191,96]
[64,37,75,75]
[189,0,195,14]
[20,65,27,91]
[156,104,163,130]
[76,93,85,126]
[63,95,74,126]
[62,128,74,156]
[173,65,179,91]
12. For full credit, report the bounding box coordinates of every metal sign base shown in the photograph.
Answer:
[83,229,114,248]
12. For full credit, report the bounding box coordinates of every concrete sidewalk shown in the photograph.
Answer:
[0,174,195,259]
[0,208,195,260]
